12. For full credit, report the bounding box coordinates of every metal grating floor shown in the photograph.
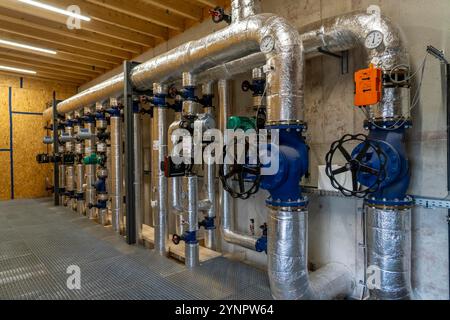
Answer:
[0,198,271,300]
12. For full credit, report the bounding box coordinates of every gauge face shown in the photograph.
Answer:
[260,36,275,53]
[365,30,384,49]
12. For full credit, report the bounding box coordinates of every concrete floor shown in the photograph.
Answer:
[0,198,271,300]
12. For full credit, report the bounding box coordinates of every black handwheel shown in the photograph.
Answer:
[219,142,261,200]
[172,234,181,245]
[325,134,387,198]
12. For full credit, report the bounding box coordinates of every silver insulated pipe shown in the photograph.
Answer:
[366,206,413,300]
[185,174,200,268]
[218,79,258,250]
[299,11,409,121]
[75,164,85,215]
[268,208,354,300]
[110,111,123,234]
[83,114,96,220]
[43,13,305,126]
[134,112,144,241]
[151,84,168,256]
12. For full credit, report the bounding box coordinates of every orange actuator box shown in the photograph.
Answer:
[354,65,382,106]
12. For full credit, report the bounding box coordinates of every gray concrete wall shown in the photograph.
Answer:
[81,0,449,299]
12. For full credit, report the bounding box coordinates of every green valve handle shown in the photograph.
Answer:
[83,153,103,165]
[227,116,256,131]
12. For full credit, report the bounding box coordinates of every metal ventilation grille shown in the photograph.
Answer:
[0,199,271,300]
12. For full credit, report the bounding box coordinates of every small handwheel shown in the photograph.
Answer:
[325,134,387,198]
[209,7,225,24]
[219,142,261,200]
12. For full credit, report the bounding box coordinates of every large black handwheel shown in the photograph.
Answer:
[325,134,387,198]
[219,142,261,200]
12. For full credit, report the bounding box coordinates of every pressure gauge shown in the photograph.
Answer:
[260,36,275,53]
[365,30,384,49]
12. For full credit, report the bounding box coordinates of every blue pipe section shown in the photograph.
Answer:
[353,122,411,204]
[261,125,309,207]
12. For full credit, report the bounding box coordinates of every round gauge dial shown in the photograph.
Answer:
[365,30,384,49]
[260,36,275,53]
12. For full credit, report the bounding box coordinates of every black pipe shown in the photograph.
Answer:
[52,91,59,206]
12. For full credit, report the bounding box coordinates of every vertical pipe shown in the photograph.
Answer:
[65,165,75,209]
[85,121,96,219]
[366,206,413,300]
[75,163,85,215]
[152,85,168,255]
[58,164,66,205]
[446,63,450,300]
[268,208,313,300]
[205,162,216,249]
[186,174,199,268]
[110,115,123,234]
[52,91,59,206]
[134,112,143,241]
[218,79,258,250]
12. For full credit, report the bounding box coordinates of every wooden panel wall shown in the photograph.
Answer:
[0,73,76,201]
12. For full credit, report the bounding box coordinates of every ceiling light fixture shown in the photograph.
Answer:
[18,0,91,22]
[0,65,37,75]
[0,39,57,55]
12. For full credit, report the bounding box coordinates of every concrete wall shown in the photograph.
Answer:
[81,0,449,299]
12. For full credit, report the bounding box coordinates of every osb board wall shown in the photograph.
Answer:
[0,89,8,149]
[0,152,11,200]
[0,73,77,200]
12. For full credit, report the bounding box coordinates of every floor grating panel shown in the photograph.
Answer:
[0,199,271,300]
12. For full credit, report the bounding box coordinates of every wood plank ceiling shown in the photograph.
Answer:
[0,0,229,86]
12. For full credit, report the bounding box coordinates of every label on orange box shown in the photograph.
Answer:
[354,65,382,106]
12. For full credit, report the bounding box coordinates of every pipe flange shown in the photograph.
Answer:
[365,196,414,210]
[266,197,309,211]
[265,120,306,127]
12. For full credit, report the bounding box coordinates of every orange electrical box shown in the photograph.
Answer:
[354,65,383,106]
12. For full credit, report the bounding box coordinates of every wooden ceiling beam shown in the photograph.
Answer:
[192,0,222,8]
[0,7,145,54]
[0,70,81,86]
[141,0,203,21]
[0,30,123,65]
[0,0,158,46]
[45,0,168,40]
[0,41,114,70]
[87,0,185,31]
[0,47,106,74]
[0,16,134,59]
[0,53,100,78]
[0,60,88,84]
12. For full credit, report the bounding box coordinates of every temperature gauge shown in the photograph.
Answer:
[260,36,275,53]
[365,30,384,49]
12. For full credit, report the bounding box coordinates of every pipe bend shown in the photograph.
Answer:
[300,11,408,70]
[222,228,258,251]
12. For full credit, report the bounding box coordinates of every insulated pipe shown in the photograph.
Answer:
[231,0,261,23]
[268,208,354,300]
[218,79,259,250]
[204,155,217,250]
[134,112,144,240]
[185,174,200,268]
[75,164,85,215]
[110,113,123,234]
[366,206,413,300]
[299,11,409,120]
[84,120,96,219]
[44,14,304,127]
[152,84,169,256]
[168,117,185,236]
